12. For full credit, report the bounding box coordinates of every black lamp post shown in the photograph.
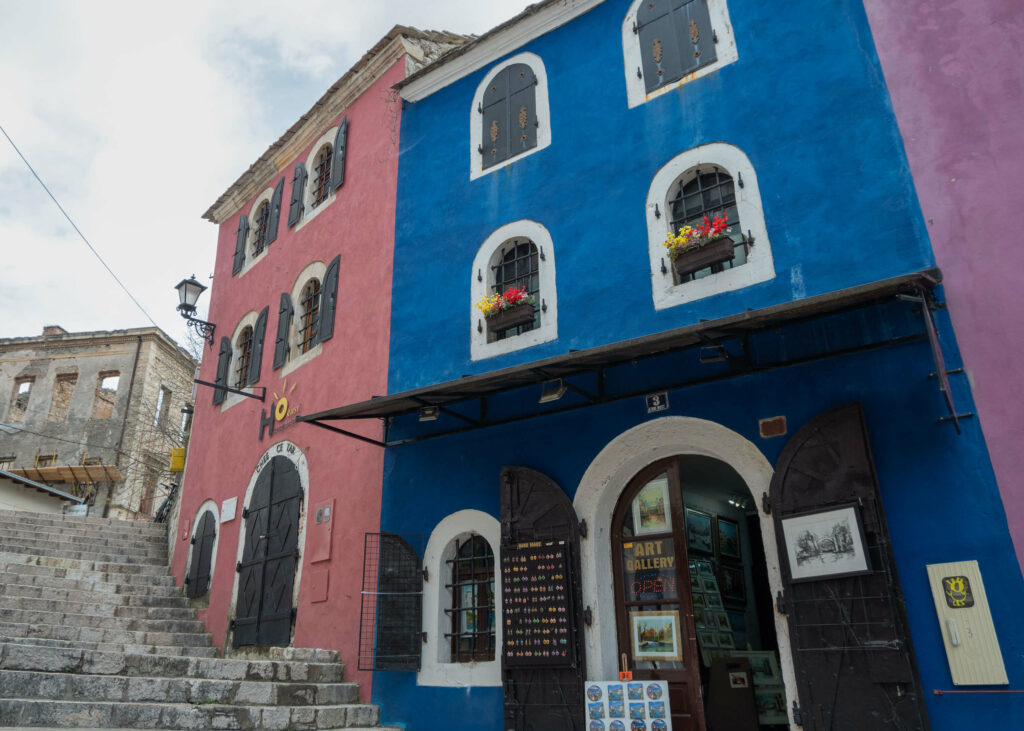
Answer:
[174,275,216,345]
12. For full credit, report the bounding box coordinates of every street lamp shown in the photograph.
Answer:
[174,275,216,345]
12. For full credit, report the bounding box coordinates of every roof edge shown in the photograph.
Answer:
[0,469,85,504]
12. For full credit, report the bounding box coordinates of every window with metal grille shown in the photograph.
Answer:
[311,145,332,209]
[251,201,270,256]
[298,279,321,354]
[490,240,540,342]
[446,535,495,663]
[668,167,749,284]
[235,327,254,389]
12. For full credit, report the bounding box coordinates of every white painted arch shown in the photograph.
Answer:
[573,416,797,728]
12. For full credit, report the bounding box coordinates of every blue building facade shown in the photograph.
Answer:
[300,1,1024,729]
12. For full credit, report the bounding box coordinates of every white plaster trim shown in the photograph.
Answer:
[646,143,775,310]
[470,220,558,361]
[237,186,276,278]
[219,310,260,412]
[572,417,798,729]
[469,53,551,180]
[294,127,338,232]
[400,0,606,103]
[226,440,309,653]
[280,261,328,378]
[622,0,739,109]
[418,510,502,687]
[183,501,220,598]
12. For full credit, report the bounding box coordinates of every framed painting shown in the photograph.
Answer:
[716,516,741,561]
[717,631,736,649]
[780,504,871,582]
[630,610,683,661]
[705,592,724,610]
[632,478,671,536]
[730,651,782,687]
[685,508,714,554]
[754,686,788,725]
[717,564,746,606]
[696,628,718,648]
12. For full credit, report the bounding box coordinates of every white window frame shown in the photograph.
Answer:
[280,261,327,377]
[469,53,551,181]
[220,310,260,411]
[646,143,774,310]
[622,0,739,109]
[238,185,277,277]
[419,510,502,687]
[470,220,558,361]
[294,127,339,230]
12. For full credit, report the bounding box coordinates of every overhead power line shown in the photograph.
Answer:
[0,122,160,329]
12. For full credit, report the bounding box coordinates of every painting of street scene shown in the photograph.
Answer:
[630,610,682,661]
[782,506,870,581]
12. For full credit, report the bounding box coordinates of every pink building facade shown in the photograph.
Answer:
[863,0,1024,570]
[171,28,463,699]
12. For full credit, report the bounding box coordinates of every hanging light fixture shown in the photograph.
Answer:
[173,275,216,345]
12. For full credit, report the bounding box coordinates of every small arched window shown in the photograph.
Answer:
[490,239,540,341]
[311,145,333,209]
[448,535,495,663]
[667,167,749,284]
[298,279,322,354]
[251,201,270,257]
[234,326,254,389]
[186,509,217,599]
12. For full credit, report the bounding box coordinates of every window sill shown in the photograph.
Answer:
[417,658,502,688]
[280,343,323,378]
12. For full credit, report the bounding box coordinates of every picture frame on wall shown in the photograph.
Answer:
[696,628,718,648]
[754,686,789,725]
[730,651,782,687]
[629,610,683,661]
[716,516,742,561]
[705,592,724,610]
[632,478,672,536]
[718,564,746,606]
[685,508,715,554]
[780,504,871,582]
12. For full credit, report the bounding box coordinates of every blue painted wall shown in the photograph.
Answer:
[388,0,932,392]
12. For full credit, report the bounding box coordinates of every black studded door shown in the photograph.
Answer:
[233,456,302,647]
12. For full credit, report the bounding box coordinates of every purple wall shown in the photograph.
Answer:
[863,0,1024,571]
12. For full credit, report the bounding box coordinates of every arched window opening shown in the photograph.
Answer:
[668,167,749,284]
[298,279,321,354]
[234,326,254,389]
[447,535,495,663]
[311,145,333,209]
[490,239,540,341]
[481,63,537,170]
[251,201,270,257]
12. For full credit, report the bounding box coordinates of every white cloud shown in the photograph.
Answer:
[0,0,534,346]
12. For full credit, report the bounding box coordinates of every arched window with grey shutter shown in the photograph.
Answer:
[273,293,293,370]
[247,306,268,385]
[232,216,249,275]
[636,0,717,94]
[480,63,538,170]
[213,336,232,405]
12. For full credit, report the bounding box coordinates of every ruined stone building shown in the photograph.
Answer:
[0,325,197,519]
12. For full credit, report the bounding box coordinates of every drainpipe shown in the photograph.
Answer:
[105,334,142,517]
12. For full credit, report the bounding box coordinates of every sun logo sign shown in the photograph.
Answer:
[260,379,299,441]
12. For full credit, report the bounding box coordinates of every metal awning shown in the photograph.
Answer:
[0,469,85,504]
[299,269,947,445]
[7,464,123,484]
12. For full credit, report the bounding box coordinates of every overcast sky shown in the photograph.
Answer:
[0,0,534,348]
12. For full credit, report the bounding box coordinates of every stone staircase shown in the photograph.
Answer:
[0,509,396,730]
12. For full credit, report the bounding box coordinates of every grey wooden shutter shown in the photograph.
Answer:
[265,178,284,246]
[287,163,307,227]
[232,216,249,274]
[481,69,510,169]
[273,293,293,370]
[638,0,685,93]
[677,0,717,76]
[329,118,348,191]
[507,64,538,156]
[213,336,232,405]
[314,255,340,345]
[247,306,269,385]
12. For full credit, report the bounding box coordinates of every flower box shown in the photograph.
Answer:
[485,302,535,333]
[671,236,735,279]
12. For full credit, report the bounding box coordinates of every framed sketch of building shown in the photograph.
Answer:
[781,504,871,582]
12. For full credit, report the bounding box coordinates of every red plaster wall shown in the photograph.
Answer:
[172,59,406,700]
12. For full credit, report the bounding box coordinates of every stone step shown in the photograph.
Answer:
[0,509,166,535]
[229,646,341,664]
[1,560,175,585]
[0,635,219,658]
[0,594,197,621]
[0,607,205,635]
[0,641,340,683]
[0,525,167,552]
[0,539,167,567]
[0,698,382,729]
[0,620,211,648]
[0,580,188,608]
[0,552,171,577]
[0,669,361,707]
[0,570,181,596]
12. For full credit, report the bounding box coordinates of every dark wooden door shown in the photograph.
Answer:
[501,466,586,731]
[770,403,930,730]
[233,456,302,647]
[185,510,216,598]
[612,459,705,731]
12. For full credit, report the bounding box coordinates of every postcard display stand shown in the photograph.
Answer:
[584,680,673,731]
[690,559,736,664]
[501,540,577,666]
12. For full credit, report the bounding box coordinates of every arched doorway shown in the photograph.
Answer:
[611,455,781,730]
[185,508,217,598]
